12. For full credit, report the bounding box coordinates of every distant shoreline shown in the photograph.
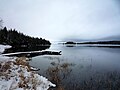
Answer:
[63,41,120,45]
[60,41,120,48]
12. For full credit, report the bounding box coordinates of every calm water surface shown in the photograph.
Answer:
[29,44,120,90]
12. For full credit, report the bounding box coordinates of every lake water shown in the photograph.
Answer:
[29,44,120,90]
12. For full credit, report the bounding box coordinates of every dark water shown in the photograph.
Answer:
[3,45,50,53]
[29,44,120,90]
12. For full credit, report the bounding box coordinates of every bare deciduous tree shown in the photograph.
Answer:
[0,19,3,29]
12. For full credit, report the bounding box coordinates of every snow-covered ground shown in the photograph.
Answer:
[0,44,56,90]
[0,45,11,54]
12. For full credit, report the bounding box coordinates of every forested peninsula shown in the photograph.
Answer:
[0,27,51,53]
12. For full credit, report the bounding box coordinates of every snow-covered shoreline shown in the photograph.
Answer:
[0,45,11,54]
[0,45,56,90]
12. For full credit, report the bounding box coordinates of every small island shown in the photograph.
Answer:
[65,41,76,44]
[64,41,76,47]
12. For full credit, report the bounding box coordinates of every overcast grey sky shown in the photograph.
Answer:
[0,0,120,41]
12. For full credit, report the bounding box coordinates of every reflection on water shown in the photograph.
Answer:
[3,45,50,53]
[29,44,120,90]
[46,60,75,90]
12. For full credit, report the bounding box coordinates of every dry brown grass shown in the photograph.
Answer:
[14,57,31,72]
[0,57,37,90]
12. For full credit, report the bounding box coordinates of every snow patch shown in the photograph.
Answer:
[0,45,11,54]
[0,45,56,90]
[0,58,56,90]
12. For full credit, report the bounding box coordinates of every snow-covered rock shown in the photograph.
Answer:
[0,57,55,90]
[0,45,56,90]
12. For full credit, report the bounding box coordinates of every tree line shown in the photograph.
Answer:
[0,27,51,48]
[77,41,120,45]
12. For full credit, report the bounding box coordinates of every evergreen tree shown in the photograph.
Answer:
[0,27,51,48]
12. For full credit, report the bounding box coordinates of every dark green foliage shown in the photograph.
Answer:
[0,27,51,48]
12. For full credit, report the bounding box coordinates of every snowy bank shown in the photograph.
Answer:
[0,45,11,54]
[0,45,13,62]
[0,45,56,90]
